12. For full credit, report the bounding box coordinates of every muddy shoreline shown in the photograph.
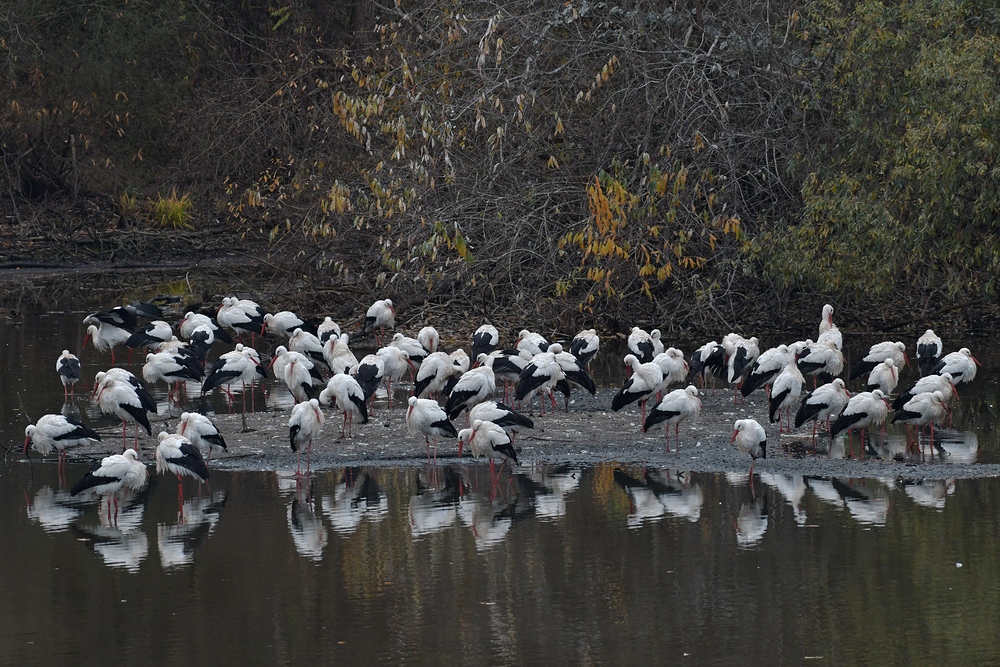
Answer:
[26,388,996,481]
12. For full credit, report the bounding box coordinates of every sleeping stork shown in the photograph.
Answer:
[322,332,359,376]
[627,327,660,363]
[364,299,395,344]
[612,354,663,426]
[217,296,268,344]
[551,343,597,411]
[472,324,500,359]
[269,347,321,403]
[125,320,173,352]
[445,354,496,421]
[406,396,458,463]
[202,343,263,408]
[515,348,565,416]
[290,328,330,372]
[830,389,890,458]
[94,377,153,449]
[569,328,600,367]
[320,374,369,438]
[155,431,210,504]
[916,329,943,376]
[723,335,759,401]
[179,311,232,344]
[689,340,726,390]
[866,359,898,396]
[769,361,805,433]
[741,344,793,398]
[289,398,325,475]
[390,332,429,368]
[415,351,462,399]
[70,448,148,518]
[142,351,203,402]
[794,378,851,437]
[317,317,342,344]
[263,311,315,338]
[892,373,958,412]
[516,329,550,356]
[891,391,949,460]
[56,350,81,398]
[176,412,228,463]
[849,341,907,380]
[375,346,416,406]
[643,385,702,452]
[652,348,689,397]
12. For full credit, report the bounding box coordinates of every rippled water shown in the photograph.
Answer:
[5,463,1000,665]
[2,308,1000,664]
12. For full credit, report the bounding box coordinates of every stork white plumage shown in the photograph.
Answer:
[289,327,329,372]
[289,398,325,475]
[445,354,496,421]
[24,414,102,478]
[569,328,600,367]
[769,361,805,433]
[817,304,842,350]
[891,390,949,459]
[516,329,550,356]
[626,327,658,363]
[155,431,210,504]
[353,354,386,409]
[320,374,369,438]
[794,378,851,437]
[317,317,342,344]
[797,342,844,386]
[264,311,312,338]
[643,385,702,452]
[375,346,415,406]
[849,341,907,380]
[176,412,228,462]
[364,299,395,344]
[514,348,565,416]
[142,351,203,402]
[390,332,429,367]
[741,344,793,398]
[406,396,458,462]
[125,320,173,352]
[731,419,767,477]
[467,401,534,446]
[867,358,898,395]
[916,329,943,376]
[472,324,500,359]
[689,340,726,390]
[323,332,359,376]
[179,311,232,344]
[830,390,890,458]
[94,377,153,449]
[465,419,520,483]
[892,373,958,412]
[56,350,81,398]
[930,348,980,384]
[551,343,597,411]
[723,335,759,402]
[417,326,440,354]
[414,351,462,399]
[217,296,268,344]
[70,449,148,518]
[202,343,263,408]
[612,354,663,426]
[83,322,131,364]
[269,347,319,403]
[652,348,689,396]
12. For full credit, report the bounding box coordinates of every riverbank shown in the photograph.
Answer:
[24,387,996,481]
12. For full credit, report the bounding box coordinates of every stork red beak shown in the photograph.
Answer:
[950,383,959,398]
[973,355,982,366]
[83,333,91,349]
[23,436,30,456]
[729,431,738,444]
[903,352,910,365]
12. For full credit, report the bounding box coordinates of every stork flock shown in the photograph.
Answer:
[23,296,983,517]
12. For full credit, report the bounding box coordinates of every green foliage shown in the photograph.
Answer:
[150,190,194,230]
[764,0,1000,301]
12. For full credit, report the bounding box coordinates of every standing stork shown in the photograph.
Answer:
[217,296,268,345]
[731,419,767,477]
[612,354,663,426]
[263,311,315,338]
[94,377,153,449]
[916,329,943,376]
[466,419,520,483]
[56,350,81,398]
[794,378,851,437]
[445,354,496,421]
[364,299,395,344]
[849,341,907,380]
[830,389,890,458]
[155,432,210,505]
[406,396,458,463]
[70,449,148,519]
[176,412,228,463]
[866,359,898,396]
[472,324,500,359]
[569,328,600,367]
[516,329,550,356]
[417,326,440,355]
[643,385,702,452]
[515,348,565,416]
[125,320,173,353]
[551,343,597,411]
[930,348,980,384]
[817,304,842,350]
[289,398,325,475]
[769,361,805,433]
[891,391,949,460]
[320,374,369,438]
[179,311,232,344]
[375,346,415,406]
[24,414,102,479]
[202,344,263,409]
